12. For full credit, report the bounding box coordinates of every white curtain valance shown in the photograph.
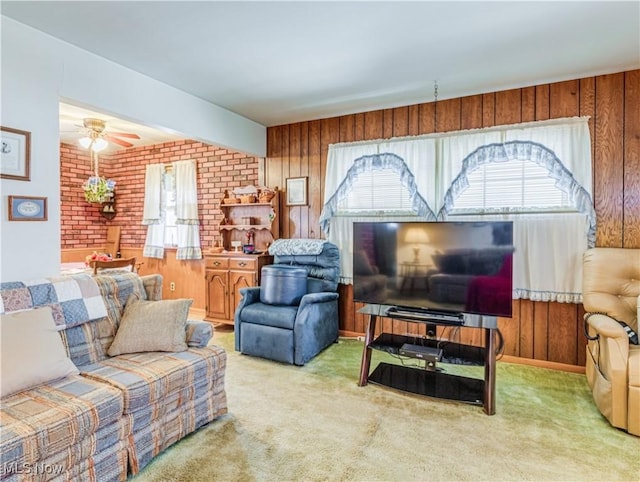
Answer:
[439,141,596,246]
[320,151,437,235]
[320,116,592,236]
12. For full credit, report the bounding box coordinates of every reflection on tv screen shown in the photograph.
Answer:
[353,221,514,318]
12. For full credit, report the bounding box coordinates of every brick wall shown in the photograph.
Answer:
[60,144,114,248]
[60,140,260,249]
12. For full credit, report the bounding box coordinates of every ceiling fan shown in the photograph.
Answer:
[79,117,141,150]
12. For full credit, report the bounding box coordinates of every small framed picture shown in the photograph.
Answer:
[8,195,47,221]
[1,126,31,181]
[286,176,308,206]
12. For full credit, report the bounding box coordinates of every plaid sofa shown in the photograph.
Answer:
[0,273,227,481]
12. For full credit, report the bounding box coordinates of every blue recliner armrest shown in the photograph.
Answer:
[238,286,261,306]
[293,292,340,365]
[298,291,339,309]
[235,286,262,351]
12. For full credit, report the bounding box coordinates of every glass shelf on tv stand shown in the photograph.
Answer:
[357,304,497,415]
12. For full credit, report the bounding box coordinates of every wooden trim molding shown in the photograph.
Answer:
[499,355,585,374]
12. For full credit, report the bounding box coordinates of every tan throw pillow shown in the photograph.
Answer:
[107,296,192,356]
[1,306,79,397]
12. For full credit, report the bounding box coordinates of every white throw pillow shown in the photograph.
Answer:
[1,306,79,397]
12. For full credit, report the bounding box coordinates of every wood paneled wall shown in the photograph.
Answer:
[265,69,640,367]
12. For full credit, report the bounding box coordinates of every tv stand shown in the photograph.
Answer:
[358,304,497,415]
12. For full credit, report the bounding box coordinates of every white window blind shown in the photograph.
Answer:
[336,168,415,214]
[452,159,571,212]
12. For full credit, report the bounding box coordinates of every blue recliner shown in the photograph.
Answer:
[234,239,340,365]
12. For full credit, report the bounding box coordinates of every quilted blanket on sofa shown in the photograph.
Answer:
[0,275,107,330]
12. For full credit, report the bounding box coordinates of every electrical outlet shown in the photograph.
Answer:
[169,282,176,292]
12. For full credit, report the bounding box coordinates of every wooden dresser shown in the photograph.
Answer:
[204,252,273,325]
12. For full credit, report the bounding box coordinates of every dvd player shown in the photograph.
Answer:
[399,343,443,362]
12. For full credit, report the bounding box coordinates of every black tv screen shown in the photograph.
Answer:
[353,221,514,318]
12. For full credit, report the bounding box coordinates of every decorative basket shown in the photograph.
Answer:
[259,192,276,203]
[222,197,240,204]
[240,195,257,204]
[83,176,116,204]
[258,187,278,204]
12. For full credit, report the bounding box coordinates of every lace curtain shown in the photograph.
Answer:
[142,160,202,260]
[320,117,594,303]
[449,212,588,303]
[174,160,202,260]
[321,139,437,235]
[142,164,165,259]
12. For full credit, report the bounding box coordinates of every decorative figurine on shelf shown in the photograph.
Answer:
[211,238,224,253]
[243,229,256,254]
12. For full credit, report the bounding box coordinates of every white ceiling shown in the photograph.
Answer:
[58,103,185,153]
[3,1,639,151]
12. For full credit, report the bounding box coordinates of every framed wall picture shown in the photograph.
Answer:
[286,177,308,206]
[8,195,47,221]
[1,126,31,181]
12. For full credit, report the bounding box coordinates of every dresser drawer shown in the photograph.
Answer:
[206,257,229,269]
[230,258,257,271]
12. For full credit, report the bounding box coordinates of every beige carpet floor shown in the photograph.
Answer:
[132,329,640,481]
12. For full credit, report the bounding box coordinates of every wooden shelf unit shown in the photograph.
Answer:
[218,197,279,252]
[204,188,280,325]
[100,191,117,220]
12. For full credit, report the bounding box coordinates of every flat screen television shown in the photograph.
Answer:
[353,221,514,318]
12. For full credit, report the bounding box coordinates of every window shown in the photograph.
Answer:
[143,160,201,260]
[451,159,571,213]
[336,168,415,215]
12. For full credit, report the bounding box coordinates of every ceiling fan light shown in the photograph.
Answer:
[92,138,108,152]
[78,137,92,149]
